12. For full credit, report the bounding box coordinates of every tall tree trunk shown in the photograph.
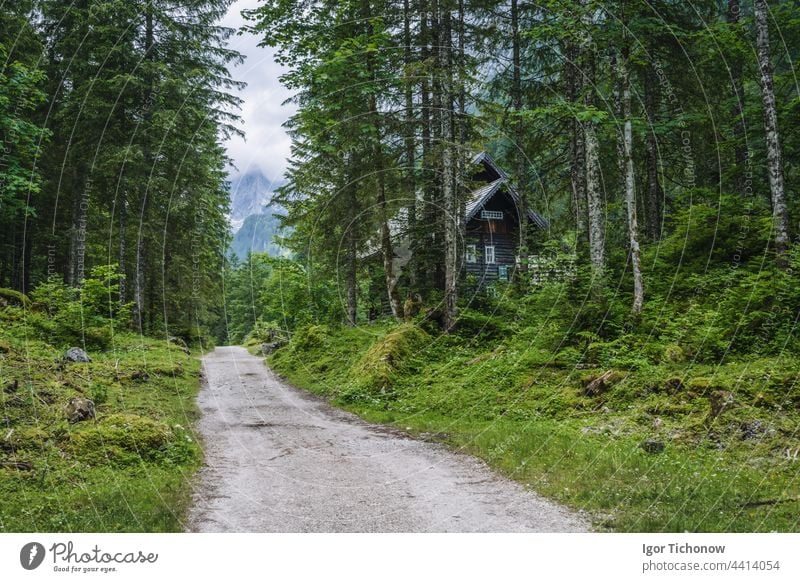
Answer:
[438,2,458,331]
[21,220,32,294]
[643,67,662,240]
[511,0,528,271]
[119,194,127,305]
[134,1,155,329]
[346,184,358,326]
[728,0,748,197]
[419,0,433,291]
[581,1,605,279]
[68,163,89,286]
[754,0,789,258]
[363,0,402,321]
[565,38,587,249]
[403,0,417,288]
[584,116,604,276]
[619,42,644,314]
[134,235,145,331]
[430,0,444,291]
[346,246,357,326]
[116,97,128,306]
[379,189,402,322]
[456,0,466,257]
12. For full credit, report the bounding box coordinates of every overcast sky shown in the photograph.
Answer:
[221,0,295,182]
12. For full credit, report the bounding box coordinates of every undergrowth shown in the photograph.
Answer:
[0,299,203,532]
[269,269,800,532]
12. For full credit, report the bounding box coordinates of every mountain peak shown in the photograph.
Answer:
[227,168,283,230]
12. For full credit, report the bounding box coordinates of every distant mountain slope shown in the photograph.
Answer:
[227,167,288,259]
[228,168,284,233]
[230,212,286,259]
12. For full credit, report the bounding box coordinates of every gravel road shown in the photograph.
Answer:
[187,346,589,532]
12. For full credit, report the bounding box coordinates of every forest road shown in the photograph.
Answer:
[187,346,590,532]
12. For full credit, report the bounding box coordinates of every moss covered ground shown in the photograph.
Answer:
[268,321,800,532]
[0,305,202,532]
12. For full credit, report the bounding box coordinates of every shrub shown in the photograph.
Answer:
[452,308,510,342]
[345,324,429,400]
[292,324,330,351]
[28,265,130,349]
[244,319,288,346]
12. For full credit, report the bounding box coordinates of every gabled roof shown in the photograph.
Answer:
[471,151,508,180]
[466,178,505,219]
[467,152,548,229]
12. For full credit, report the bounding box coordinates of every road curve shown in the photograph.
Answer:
[187,346,589,532]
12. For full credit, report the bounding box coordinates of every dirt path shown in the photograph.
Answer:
[187,346,589,532]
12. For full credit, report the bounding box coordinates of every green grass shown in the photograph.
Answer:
[0,308,203,532]
[269,322,800,532]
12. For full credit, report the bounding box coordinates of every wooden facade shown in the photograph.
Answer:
[464,152,547,284]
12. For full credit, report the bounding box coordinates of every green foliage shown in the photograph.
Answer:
[223,254,339,343]
[28,265,130,349]
[292,324,331,351]
[344,323,429,401]
[243,319,286,347]
[0,27,49,227]
[0,305,202,532]
[452,308,512,343]
[1,0,239,341]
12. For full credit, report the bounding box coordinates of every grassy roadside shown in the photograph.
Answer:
[267,322,800,532]
[0,306,203,532]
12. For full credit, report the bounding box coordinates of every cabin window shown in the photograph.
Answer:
[481,210,503,220]
[485,245,496,264]
[466,244,477,264]
[498,265,509,281]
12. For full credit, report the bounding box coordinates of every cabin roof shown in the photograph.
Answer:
[471,151,508,180]
[467,153,548,229]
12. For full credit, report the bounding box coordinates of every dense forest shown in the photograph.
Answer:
[1,0,238,342]
[3,0,798,347]
[226,0,800,348]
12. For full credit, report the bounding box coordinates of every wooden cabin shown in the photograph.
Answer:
[465,152,547,284]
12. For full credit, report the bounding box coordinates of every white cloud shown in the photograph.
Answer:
[221,0,296,182]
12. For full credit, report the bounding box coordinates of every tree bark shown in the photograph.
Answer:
[581,1,605,279]
[584,117,604,276]
[619,43,644,314]
[430,0,444,291]
[119,193,127,304]
[438,2,458,331]
[456,0,466,260]
[754,0,789,258]
[68,162,89,286]
[134,235,145,330]
[728,0,747,198]
[403,0,417,287]
[346,182,358,326]
[511,0,528,270]
[643,67,662,240]
[134,1,155,329]
[363,0,402,321]
[419,0,433,291]
[564,37,586,249]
